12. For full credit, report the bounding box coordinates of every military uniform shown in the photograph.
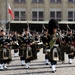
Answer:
[41,29,50,65]
[48,19,59,73]
[0,30,12,70]
[18,32,25,66]
[22,28,37,69]
[33,32,42,56]
[73,33,75,47]
[65,29,75,64]
[12,31,19,57]
[59,36,65,63]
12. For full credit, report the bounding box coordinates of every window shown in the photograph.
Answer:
[32,11,37,21]
[68,0,75,3]
[20,0,25,3]
[50,0,61,3]
[14,11,26,21]
[57,0,61,3]
[57,11,61,18]
[14,0,25,3]
[68,11,74,21]
[21,11,26,21]
[50,11,55,18]
[32,11,44,21]
[32,0,43,3]
[50,11,62,21]
[14,0,19,3]
[14,11,19,21]
[68,11,73,18]
[39,11,44,21]
[50,0,55,3]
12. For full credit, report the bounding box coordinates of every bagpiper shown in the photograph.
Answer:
[41,28,50,65]
[48,19,59,73]
[18,31,25,66]
[33,31,43,56]
[12,31,19,57]
[0,30,12,70]
[22,28,37,69]
[64,29,75,64]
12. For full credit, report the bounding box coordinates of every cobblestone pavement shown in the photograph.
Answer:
[0,49,75,75]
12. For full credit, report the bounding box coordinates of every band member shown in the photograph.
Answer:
[57,29,65,63]
[48,19,59,73]
[33,31,42,56]
[23,28,35,69]
[41,29,50,65]
[73,33,75,47]
[65,29,75,64]
[59,35,65,63]
[18,32,25,66]
[0,30,12,70]
[12,31,19,57]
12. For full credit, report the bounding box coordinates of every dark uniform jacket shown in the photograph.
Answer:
[41,34,50,49]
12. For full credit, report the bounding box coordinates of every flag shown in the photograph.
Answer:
[8,4,14,19]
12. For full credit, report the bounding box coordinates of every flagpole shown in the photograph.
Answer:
[6,0,7,32]
[9,14,10,32]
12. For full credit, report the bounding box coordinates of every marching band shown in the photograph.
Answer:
[0,19,75,73]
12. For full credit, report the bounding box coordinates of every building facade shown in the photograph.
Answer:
[0,0,75,29]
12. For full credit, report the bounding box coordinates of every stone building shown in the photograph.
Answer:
[0,0,75,30]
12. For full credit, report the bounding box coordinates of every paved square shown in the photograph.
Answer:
[0,49,75,75]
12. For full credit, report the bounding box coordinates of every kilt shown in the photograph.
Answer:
[0,47,12,63]
[66,44,75,54]
[19,44,26,57]
[48,45,59,62]
[19,43,37,61]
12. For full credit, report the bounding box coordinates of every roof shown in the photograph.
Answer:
[9,21,75,24]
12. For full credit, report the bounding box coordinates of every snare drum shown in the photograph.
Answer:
[36,42,43,50]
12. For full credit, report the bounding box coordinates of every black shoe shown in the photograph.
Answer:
[4,68,7,70]
[52,70,56,73]
[22,65,25,66]
[69,63,72,64]
[0,69,4,71]
[46,63,48,65]
[50,66,52,68]
[68,62,72,64]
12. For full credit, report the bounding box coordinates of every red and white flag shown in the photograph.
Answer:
[8,4,14,19]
